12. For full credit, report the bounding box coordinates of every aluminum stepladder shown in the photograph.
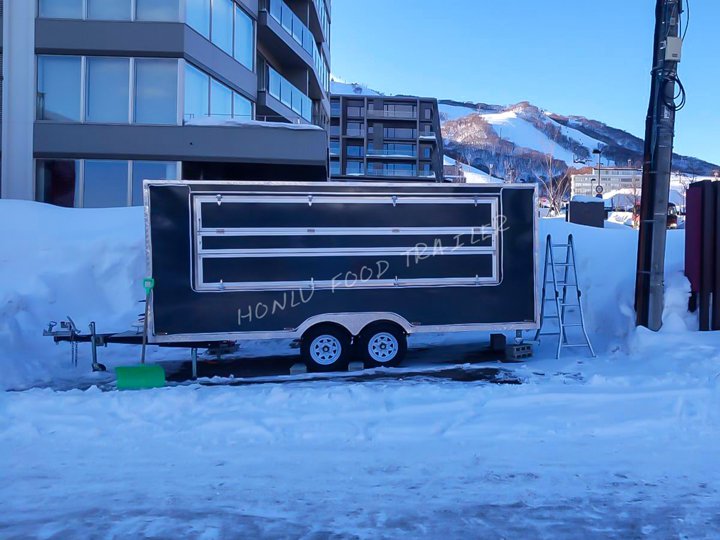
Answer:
[534,234,596,359]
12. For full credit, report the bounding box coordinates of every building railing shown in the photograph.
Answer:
[366,168,418,177]
[418,132,437,139]
[183,113,303,125]
[367,148,416,157]
[312,0,330,42]
[345,129,366,137]
[264,65,312,122]
[367,109,417,119]
[265,0,330,92]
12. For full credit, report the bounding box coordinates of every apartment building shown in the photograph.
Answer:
[571,167,642,199]
[1,0,331,208]
[329,94,444,182]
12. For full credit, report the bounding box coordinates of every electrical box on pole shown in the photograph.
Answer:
[635,0,685,330]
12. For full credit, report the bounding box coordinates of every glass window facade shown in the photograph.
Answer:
[135,59,178,124]
[136,0,180,21]
[35,159,178,208]
[186,0,211,38]
[210,79,232,118]
[185,63,254,123]
[39,0,83,18]
[37,56,82,122]
[87,0,131,20]
[211,0,233,54]
[131,161,178,206]
[184,63,210,121]
[83,160,130,208]
[38,55,179,125]
[35,160,80,208]
[234,5,254,70]
[233,93,253,120]
[86,57,130,123]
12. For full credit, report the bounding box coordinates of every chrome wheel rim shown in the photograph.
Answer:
[310,335,342,366]
[368,332,399,363]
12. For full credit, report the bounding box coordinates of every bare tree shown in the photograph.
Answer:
[534,151,570,215]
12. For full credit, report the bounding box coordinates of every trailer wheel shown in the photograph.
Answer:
[358,323,407,368]
[301,325,351,372]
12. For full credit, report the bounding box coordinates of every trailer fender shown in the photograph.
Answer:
[296,313,413,338]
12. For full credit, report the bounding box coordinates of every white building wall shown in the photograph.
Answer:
[1,0,35,200]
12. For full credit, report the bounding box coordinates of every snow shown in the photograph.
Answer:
[443,155,503,184]
[2,200,720,537]
[184,117,323,130]
[480,109,580,165]
[330,79,382,96]
[439,102,479,121]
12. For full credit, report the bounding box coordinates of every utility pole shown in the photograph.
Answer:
[635,0,685,330]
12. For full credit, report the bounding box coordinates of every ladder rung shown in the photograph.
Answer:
[563,344,592,348]
[562,323,584,328]
[554,263,574,267]
[539,332,561,336]
[544,315,560,319]
[551,244,571,248]
[560,303,581,307]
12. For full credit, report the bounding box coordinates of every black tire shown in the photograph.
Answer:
[357,323,407,368]
[301,325,352,372]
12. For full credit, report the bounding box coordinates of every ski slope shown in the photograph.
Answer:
[443,155,503,184]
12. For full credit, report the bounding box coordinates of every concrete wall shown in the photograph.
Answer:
[1,0,35,200]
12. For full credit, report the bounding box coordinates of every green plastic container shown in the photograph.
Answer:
[116,364,166,391]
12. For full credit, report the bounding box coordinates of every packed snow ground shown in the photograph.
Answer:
[1,201,719,538]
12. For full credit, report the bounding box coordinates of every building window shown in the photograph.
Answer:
[83,160,130,208]
[136,0,180,21]
[212,0,233,54]
[347,145,364,157]
[86,57,130,123]
[39,0,83,19]
[131,161,178,206]
[346,122,363,136]
[330,160,340,176]
[422,147,431,159]
[234,5,254,70]
[187,0,211,38]
[37,56,82,122]
[346,161,364,175]
[35,160,79,207]
[210,79,232,118]
[184,63,210,121]
[87,0,131,20]
[329,139,339,155]
[233,92,253,120]
[134,59,178,124]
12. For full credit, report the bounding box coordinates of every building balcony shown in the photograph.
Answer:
[367,149,417,158]
[260,64,313,123]
[259,0,330,100]
[418,132,438,140]
[344,129,366,138]
[367,109,417,120]
[365,168,418,178]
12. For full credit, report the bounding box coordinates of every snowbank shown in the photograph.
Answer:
[0,199,694,391]
[0,201,146,390]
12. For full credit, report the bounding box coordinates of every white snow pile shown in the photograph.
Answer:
[0,201,147,390]
[184,117,324,130]
[443,155,503,184]
[2,200,720,538]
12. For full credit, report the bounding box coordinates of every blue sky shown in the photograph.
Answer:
[330,0,719,166]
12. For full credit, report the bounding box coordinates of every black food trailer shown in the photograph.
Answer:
[143,181,539,371]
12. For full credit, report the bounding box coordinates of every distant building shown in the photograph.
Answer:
[571,167,642,200]
[329,94,444,182]
[1,0,332,207]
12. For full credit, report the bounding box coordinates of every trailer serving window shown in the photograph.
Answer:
[192,193,502,293]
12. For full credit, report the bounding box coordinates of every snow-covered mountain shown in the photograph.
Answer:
[329,80,719,181]
[440,99,719,181]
